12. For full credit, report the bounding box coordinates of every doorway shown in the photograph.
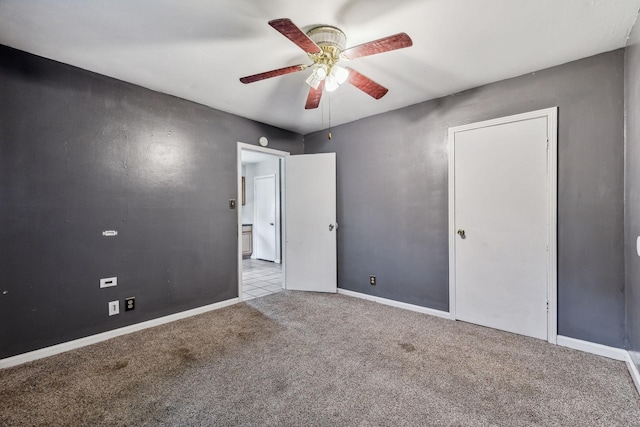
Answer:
[238,144,288,301]
[448,108,558,343]
[237,143,338,301]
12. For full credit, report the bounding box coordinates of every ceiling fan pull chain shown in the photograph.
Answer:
[328,92,332,140]
[322,94,325,131]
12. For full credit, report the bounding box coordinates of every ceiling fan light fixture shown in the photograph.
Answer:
[324,74,339,92]
[331,65,349,85]
[305,64,327,89]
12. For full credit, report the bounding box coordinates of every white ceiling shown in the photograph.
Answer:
[0,0,638,135]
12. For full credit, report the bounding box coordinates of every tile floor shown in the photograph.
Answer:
[242,258,283,300]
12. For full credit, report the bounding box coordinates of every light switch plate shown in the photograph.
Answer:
[108,300,119,316]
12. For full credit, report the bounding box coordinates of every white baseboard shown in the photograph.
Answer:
[556,335,627,361]
[625,352,640,396]
[0,297,240,370]
[337,288,451,320]
[5,293,640,398]
[334,294,638,395]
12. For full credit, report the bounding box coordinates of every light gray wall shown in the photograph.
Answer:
[625,21,640,368]
[305,50,626,347]
[0,45,303,359]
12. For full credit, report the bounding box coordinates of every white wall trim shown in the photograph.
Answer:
[556,335,627,361]
[5,292,639,398]
[625,352,640,396]
[447,123,457,321]
[546,108,558,344]
[0,297,240,370]
[556,336,640,397]
[338,288,452,320]
[448,107,558,344]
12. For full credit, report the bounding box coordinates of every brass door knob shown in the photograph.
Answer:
[457,229,466,238]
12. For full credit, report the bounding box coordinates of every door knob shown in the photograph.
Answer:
[457,229,466,238]
[329,224,335,231]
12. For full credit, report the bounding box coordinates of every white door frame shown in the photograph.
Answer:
[237,142,290,301]
[447,107,558,344]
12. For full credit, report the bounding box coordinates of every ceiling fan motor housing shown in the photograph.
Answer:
[307,26,347,66]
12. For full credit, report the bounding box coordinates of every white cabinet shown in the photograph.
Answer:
[242,224,253,258]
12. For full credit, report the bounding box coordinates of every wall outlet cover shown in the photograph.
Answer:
[125,297,135,311]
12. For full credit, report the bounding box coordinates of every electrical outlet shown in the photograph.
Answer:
[125,297,135,311]
[108,300,119,316]
[370,275,376,286]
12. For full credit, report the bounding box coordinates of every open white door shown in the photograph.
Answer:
[285,153,337,293]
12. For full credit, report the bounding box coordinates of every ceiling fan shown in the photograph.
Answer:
[239,18,413,109]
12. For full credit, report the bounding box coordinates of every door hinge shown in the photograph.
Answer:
[546,301,549,311]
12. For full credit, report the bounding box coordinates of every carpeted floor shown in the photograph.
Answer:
[1,291,639,426]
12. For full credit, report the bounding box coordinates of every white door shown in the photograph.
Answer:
[450,109,557,341]
[255,175,276,261]
[285,153,337,293]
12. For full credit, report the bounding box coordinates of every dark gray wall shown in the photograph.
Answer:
[305,50,626,347]
[0,45,302,359]
[625,23,640,368]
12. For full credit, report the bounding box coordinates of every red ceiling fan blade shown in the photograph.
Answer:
[240,64,306,84]
[342,33,412,60]
[305,81,324,109]
[347,68,388,99]
[269,18,322,54]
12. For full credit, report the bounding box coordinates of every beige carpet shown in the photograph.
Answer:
[1,291,639,426]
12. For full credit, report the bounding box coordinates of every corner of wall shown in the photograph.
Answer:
[624,5,640,377]
[626,8,640,48]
